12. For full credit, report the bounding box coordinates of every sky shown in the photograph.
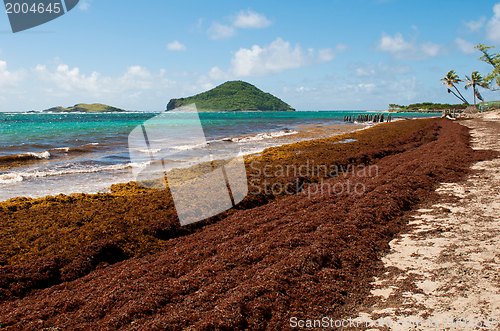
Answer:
[0,0,500,112]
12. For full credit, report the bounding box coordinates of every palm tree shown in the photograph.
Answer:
[440,70,469,105]
[464,71,490,107]
[476,44,500,91]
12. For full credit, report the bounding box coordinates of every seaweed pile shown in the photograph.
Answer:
[0,120,433,274]
[0,118,495,330]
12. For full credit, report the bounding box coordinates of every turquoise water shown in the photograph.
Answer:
[0,110,436,201]
[0,111,434,155]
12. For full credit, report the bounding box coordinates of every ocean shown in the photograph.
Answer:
[0,110,436,201]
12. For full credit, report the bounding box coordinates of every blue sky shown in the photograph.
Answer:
[1,0,500,111]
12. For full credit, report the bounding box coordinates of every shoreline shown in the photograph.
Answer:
[1,116,491,329]
[0,122,365,202]
[0,119,393,203]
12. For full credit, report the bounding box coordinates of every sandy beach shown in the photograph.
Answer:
[0,116,496,330]
[358,111,500,330]
[3,0,499,329]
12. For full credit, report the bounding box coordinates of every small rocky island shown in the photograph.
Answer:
[167,81,295,111]
[42,103,126,113]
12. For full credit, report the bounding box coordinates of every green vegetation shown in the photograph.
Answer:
[478,101,500,111]
[389,102,467,113]
[43,103,126,113]
[166,81,295,111]
[476,44,500,90]
[464,71,489,106]
[439,70,470,105]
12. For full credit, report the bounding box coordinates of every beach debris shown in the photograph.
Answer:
[343,113,394,123]
[0,119,493,329]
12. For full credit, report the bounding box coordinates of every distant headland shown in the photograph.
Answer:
[42,103,126,113]
[388,102,467,113]
[167,81,295,112]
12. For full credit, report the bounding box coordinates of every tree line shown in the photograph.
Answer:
[389,102,467,112]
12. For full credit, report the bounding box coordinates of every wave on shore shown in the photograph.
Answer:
[227,129,298,143]
[0,143,103,167]
[0,151,50,164]
[0,161,152,184]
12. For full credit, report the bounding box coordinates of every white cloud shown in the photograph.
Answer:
[33,63,175,97]
[195,67,231,88]
[357,83,376,92]
[129,91,142,99]
[377,32,414,53]
[207,66,230,80]
[198,39,346,84]
[167,40,187,51]
[318,48,336,63]
[296,86,314,92]
[197,18,204,29]
[0,61,26,88]
[205,9,271,40]
[376,32,443,60]
[421,41,441,57]
[335,43,349,52]
[196,75,215,91]
[455,38,476,54]
[463,16,486,32]
[228,38,345,77]
[207,22,236,40]
[350,62,412,78]
[232,9,271,29]
[317,44,348,63]
[79,0,91,10]
[230,38,306,76]
[355,67,375,77]
[486,3,500,44]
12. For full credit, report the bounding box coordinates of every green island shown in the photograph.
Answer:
[166,80,295,111]
[42,103,126,113]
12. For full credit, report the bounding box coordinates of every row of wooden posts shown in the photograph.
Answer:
[343,113,392,123]
[442,109,460,117]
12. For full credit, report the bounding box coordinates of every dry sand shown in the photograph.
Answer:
[358,111,500,330]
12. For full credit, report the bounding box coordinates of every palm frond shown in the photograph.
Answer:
[477,82,490,89]
[475,88,484,102]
